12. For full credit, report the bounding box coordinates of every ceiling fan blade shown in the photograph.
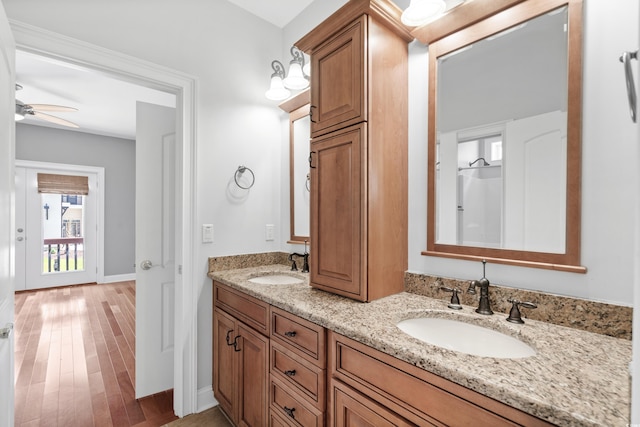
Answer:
[32,111,79,128]
[28,103,78,112]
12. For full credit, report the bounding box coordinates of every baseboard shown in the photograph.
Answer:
[197,386,218,413]
[102,273,136,283]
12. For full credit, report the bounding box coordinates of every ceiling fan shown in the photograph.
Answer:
[15,84,79,128]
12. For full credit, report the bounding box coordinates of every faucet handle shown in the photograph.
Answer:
[506,298,537,324]
[439,286,462,310]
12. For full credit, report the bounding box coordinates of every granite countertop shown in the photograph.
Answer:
[209,264,631,426]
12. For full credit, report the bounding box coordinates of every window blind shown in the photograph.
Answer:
[37,173,89,195]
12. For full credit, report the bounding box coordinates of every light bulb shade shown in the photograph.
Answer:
[401,0,446,27]
[284,62,309,90]
[265,75,291,100]
[303,61,311,77]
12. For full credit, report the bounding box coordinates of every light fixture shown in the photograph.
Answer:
[283,47,309,91]
[265,60,291,101]
[401,0,447,27]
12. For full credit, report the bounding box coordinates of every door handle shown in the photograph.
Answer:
[0,323,14,339]
[620,50,638,123]
[140,260,154,270]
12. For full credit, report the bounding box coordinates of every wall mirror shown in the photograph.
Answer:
[414,0,584,272]
[280,90,310,244]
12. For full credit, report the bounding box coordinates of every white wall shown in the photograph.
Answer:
[3,0,285,394]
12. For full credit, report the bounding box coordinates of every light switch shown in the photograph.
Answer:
[202,224,214,243]
[265,224,275,241]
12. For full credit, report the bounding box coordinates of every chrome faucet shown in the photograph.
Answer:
[467,260,493,315]
[288,240,309,273]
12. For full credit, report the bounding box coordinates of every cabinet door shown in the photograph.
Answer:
[310,124,365,300]
[310,16,366,137]
[237,322,269,427]
[331,379,417,427]
[213,309,237,423]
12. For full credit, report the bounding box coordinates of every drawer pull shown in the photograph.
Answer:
[284,369,296,377]
[283,406,296,419]
[225,329,235,346]
[284,331,297,338]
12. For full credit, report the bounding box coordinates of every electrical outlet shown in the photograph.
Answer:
[202,224,214,243]
[265,224,275,241]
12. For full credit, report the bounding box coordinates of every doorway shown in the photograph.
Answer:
[15,161,104,291]
[11,21,198,416]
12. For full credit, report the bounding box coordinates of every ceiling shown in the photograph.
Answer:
[14,0,320,141]
[14,0,416,141]
[15,50,176,140]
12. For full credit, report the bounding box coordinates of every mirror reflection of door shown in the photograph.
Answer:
[433,4,571,255]
[279,89,311,244]
[292,112,311,240]
[15,162,101,290]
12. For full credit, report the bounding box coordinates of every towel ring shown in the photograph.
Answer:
[234,166,255,190]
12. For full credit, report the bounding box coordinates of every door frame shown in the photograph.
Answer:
[15,160,105,289]
[10,21,199,417]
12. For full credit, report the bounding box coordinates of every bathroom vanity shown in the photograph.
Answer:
[210,264,631,426]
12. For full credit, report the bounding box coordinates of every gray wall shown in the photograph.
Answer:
[16,123,135,277]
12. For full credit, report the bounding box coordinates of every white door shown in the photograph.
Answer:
[135,101,177,398]
[15,163,99,290]
[0,4,15,427]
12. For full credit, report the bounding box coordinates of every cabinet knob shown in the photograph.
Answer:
[284,369,296,377]
[284,331,297,338]
[283,406,296,419]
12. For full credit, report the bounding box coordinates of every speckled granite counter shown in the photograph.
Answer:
[209,264,631,426]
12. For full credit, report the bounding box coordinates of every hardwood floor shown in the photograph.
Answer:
[14,282,179,427]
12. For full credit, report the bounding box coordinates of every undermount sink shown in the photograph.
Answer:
[397,317,536,359]
[248,274,304,285]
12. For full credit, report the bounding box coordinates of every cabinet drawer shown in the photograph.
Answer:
[214,281,269,335]
[270,376,324,427]
[271,341,326,409]
[271,307,326,366]
[330,332,552,427]
[331,378,420,427]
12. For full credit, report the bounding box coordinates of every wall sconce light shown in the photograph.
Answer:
[401,0,446,27]
[283,47,309,90]
[265,60,291,101]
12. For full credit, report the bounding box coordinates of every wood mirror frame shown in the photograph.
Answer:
[279,89,311,244]
[413,0,585,273]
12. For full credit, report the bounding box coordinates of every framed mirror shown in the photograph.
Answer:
[279,90,311,244]
[415,0,585,272]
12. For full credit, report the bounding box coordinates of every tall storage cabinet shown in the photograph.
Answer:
[297,0,411,302]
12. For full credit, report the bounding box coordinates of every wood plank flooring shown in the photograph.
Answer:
[14,281,179,427]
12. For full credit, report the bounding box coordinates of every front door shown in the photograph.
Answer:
[15,163,100,290]
[0,3,15,427]
[135,101,177,398]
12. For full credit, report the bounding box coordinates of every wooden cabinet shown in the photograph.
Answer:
[213,282,269,427]
[269,307,327,426]
[328,331,554,427]
[297,0,412,302]
[309,16,365,137]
